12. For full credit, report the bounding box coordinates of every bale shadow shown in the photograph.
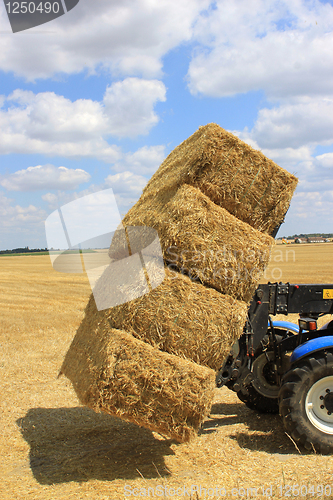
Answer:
[16,407,175,485]
[202,401,308,455]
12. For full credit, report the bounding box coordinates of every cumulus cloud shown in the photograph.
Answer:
[37,144,163,211]
[112,145,166,175]
[285,190,333,224]
[0,0,209,80]
[0,79,166,158]
[316,152,333,169]
[188,0,333,202]
[105,170,147,194]
[276,186,333,236]
[188,0,333,99]
[40,169,149,218]
[231,125,333,217]
[0,191,47,249]
[103,78,166,137]
[104,171,148,216]
[297,153,333,193]
[41,193,59,206]
[231,97,333,197]
[0,165,91,191]
[251,97,333,149]
[257,146,314,170]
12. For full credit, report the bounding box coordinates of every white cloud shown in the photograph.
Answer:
[189,0,333,209]
[105,170,147,193]
[103,78,166,137]
[0,165,91,191]
[231,125,333,198]
[188,0,333,99]
[297,152,333,193]
[231,127,314,168]
[38,144,165,211]
[104,171,148,216]
[42,193,59,205]
[0,0,209,80]
[105,171,147,198]
[288,190,333,221]
[41,169,150,218]
[0,79,166,158]
[112,145,166,175]
[251,97,333,149]
[231,96,333,198]
[0,191,47,249]
[26,140,164,221]
[252,145,333,193]
[316,152,333,169]
[259,146,314,170]
[277,188,333,236]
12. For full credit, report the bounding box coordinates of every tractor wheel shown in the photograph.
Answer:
[237,334,283,414]
[279,351,333,454]
[237,382,279,414]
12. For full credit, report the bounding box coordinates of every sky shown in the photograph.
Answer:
[0,0,333,250]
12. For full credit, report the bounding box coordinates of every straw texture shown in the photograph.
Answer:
[122,123,297,234]
[60,300,216,443]
[107,267,248,370]
[61,122,298,442]
[111,185,274,301]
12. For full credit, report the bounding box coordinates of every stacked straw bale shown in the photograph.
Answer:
[122,123,298,234]
[60,297,216,443]
[110,185,274,301]
[61,123,298,442]
[106,267,249,370]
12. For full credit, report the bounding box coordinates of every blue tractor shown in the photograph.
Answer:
[217,282,333,454]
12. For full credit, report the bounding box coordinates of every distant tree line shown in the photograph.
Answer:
[0,246,48,255]
[281,233,333,239]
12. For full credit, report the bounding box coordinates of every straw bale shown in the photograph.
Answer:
[106,267,248,370]
[111,185,273,301]
[60,304,216,442]
[122,123,297,234]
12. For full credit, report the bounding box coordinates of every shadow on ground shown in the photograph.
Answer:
[16,407,175,484]
[202,400,309,455]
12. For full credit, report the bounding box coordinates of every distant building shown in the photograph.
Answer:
[295,237,327,243]
[307,237,326,243]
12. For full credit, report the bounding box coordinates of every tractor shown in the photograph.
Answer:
[217,282,333,454]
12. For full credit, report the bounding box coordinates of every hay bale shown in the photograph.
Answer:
[59,123,297,441]
[60,302,216,442]
[111,185,273,301]
[163,186,273,301]
[123,123,297,234]
[106,267,248,370]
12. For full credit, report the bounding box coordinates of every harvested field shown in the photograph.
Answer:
[123,124,298,234]
[1,244,333,500]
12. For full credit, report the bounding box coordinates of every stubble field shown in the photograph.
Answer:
[0,243,333,500]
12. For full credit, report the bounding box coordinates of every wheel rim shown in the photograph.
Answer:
[305,376,333,435]
[251,352,279,399]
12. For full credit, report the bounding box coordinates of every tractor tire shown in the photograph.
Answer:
[237,333,284,414]
[237,384,279,414]
[279,351,333,454]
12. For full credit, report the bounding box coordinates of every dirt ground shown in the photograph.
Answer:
[1,243,333,500]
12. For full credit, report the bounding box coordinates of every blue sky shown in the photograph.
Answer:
[0,0,333,250]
